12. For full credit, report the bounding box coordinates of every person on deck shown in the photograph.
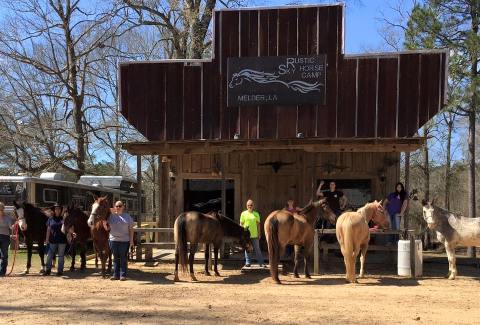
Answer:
[316,180,348,218]
[385,182,409,243]
[0,202,17,276]
[44,203,67,276]
[240,199,265,268]
[102,201,134,281]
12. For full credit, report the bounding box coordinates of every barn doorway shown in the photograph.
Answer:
[183,179,235,219]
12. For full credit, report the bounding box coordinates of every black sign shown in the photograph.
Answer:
[227,55,326,107]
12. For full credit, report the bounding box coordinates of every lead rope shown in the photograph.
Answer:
[7,223,19,276]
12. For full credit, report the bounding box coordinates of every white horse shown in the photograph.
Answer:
[422,200,480,279]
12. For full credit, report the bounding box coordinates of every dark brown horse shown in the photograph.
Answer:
[174,211,251,282]
[264,198,337,284]
[87,196,112,277]
[62,204,91,272]
[13,201,48,274]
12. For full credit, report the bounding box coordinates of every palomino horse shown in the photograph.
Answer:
[336,200,389,283]
[87,196,112,277]
[13,201,48,274]
[422,200,480,279]
[62,205,91,272]
[174,211,251,282]
[264,198,337,284]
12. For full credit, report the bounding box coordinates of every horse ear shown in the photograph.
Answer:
[421,199,428,206]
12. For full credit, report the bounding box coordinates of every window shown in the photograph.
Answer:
[43,188,59,203]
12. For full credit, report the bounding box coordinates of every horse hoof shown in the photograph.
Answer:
[214,271,221,277]
[294,274,300,278]
[191,276,198,282]
[174,276,180,282]
[38,269,44,275]
[21,270,29,275]
[70,267,75,272]
[305,274,311,279]
[204,272,211,276]
[448,275,456,280]
[274,278,281,284]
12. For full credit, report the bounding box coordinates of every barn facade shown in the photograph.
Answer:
[119,4,448,227]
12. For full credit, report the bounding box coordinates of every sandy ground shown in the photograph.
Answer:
[1,252,480,325]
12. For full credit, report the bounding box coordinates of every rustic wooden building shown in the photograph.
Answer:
[119,4,448,227]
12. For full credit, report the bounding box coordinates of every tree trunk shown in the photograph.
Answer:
[467,3,478,258]
[445,118,453,210]
[423,126,430,201]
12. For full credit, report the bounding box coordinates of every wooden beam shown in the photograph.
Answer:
[136,155,142,260]
[122,138,426,155]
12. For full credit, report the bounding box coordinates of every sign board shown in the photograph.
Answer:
[227,55,326,107]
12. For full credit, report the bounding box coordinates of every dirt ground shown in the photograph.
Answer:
[1,252,480,325]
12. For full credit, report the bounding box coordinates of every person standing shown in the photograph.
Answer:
[103,201,134,281]
[44,203,67,276]
[240,199,265,268]
[316,180,348,217]
[0,202,16,276]
[385,182,409,243]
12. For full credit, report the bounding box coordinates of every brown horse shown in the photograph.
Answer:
[87,196,112,277]
[264,198,337,284]
[336,200,389,283]
[62,204,91,272]
[174,211,251,282]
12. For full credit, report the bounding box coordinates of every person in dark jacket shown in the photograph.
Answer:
[44,203,67,276]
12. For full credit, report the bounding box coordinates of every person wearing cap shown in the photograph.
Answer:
[0,202,17,276]
[102,201,134,281]
[44,203,67,276]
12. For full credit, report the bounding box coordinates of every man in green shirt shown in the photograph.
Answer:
[240,199,265,267]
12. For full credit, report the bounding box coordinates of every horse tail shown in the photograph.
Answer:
[267,217,280,281]
[175,213,188,273]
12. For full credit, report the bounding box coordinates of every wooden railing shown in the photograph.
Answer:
[313,229,410,275]
[133,227,174,260]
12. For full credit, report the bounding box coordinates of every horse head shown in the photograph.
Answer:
[62,204,77,242]
[239,229,253,252]
[422,199,436,229]
[88,196,110,227]
[228,72,244,88]
[369,200,390,229]
[13,200,27,231]
[313,198,337,225]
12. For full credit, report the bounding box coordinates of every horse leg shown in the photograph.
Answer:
[213,244,220,277]
[80,243,86,272]
[38,242,46,274]
[359,244,368,278]
[107,248,112,275]
[174,247,180,282]
[24,242,32,274]
[304,242,313,279]
[189,244,198,281]
[350,245,360,283]
[70,244,76,272]
[293,245,301,278]
[204,244,211,276]
[445,242,457,280]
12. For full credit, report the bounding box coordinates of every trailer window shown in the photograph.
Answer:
[43,188,59,203]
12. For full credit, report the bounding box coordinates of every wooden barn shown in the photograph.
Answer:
[119,4,448,228]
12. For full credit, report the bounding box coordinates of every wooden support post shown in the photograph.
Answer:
[136,155,142,261]
[314,230,320,274]
[409,229,416,279]
[404,152,410,238]
[220,152,227,259]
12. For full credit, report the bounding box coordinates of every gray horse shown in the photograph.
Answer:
[422,200,480,279]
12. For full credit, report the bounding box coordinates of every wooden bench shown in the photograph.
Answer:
[313,229,403,274]
[133,227,174,260]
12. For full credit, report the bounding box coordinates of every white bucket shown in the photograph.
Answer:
[397,240,423,277]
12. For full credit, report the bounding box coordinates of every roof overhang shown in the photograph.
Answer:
[122,137,425,156]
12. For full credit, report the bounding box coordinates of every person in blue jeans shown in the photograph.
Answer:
[385,182,409,244]
[240,199,265,268]
[44,203,67,276]
[0,202,17,276]
[103,201,134,281]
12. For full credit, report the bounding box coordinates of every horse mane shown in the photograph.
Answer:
[298,201,314,215]
[216,213,244,236]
